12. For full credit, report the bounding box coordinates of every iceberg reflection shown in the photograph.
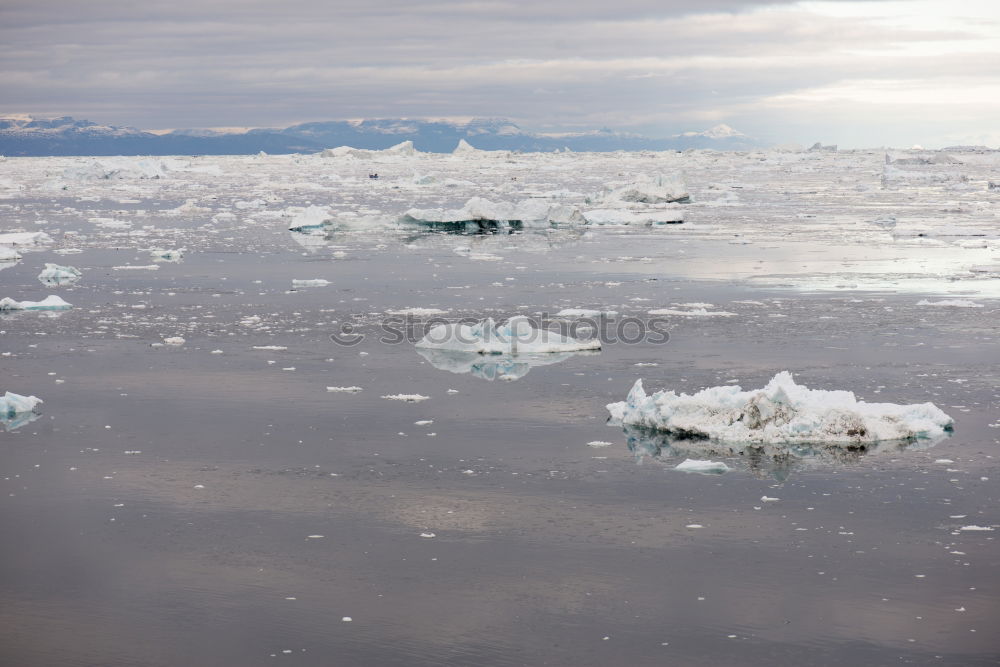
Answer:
[417,348,598,382]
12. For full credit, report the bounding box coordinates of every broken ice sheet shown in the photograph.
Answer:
[416,348,597,382]
[416,316,600,355]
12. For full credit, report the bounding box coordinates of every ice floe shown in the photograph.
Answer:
[608,372,953,446]
[416,316,600,355]
[0,295,73,310]
[674,459,731,475]
[0,246,21,262]
[292,279,331,287]
[0,392,42,431]
[417,347,594,382]
[916,299,984,308]
[0,231,53,246]
[38,263,82,286]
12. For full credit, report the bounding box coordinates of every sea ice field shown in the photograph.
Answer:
[1,146,999,665]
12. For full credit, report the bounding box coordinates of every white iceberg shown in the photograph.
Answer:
[607,173,688,204]
[608,372,953,446]
[149,248,185,262]
[287,206,334,232]
[0,246,21,261]
[1,392,42,431]
[38,263,82,286]
[0,231,53,246]
[0,295,73,311]
[581,207,684,225]
[674,459,731,475]
[416,316,600,355]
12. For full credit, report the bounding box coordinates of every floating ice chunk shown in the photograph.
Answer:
[38,263,82,286]
[0,246,21,261]
[149,248,185,262]
[0,392,42,431]
[287,206,334,232]
[292,279,331,287]
[64,157,175,180]
[382,394,430,402]
[0,295,72,310]
[608,372,953,446]
[916,299,983,308]
[607,173,688,204]
[0,231,53,246]
[163,337,185,345]
[581,208,684,225]
[555,308,619,318]
[112,264,159,271]
[416,316,600,355]
[546,204,585,225]
[252,345,287,351]
[959,525,994,531]
[326,386,363,393]
[674,459,731,474]
[587,441,613,448]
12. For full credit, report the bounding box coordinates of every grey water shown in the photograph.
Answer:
[2,152,999,666]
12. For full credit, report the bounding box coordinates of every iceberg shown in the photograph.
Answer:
[287,206,334,232]
[416,316,600,355]
[0,231,53,246]
[38,263,82,286]
[0,295,73,311]
[0,246,21,262]
[608,372,953,446]
[0,392,42,431]
[674,459,731,475]
[149,248,185,262]
[607,173,688,204]
[581,207,684,225]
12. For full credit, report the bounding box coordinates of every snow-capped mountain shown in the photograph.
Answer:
[0,115,762,156]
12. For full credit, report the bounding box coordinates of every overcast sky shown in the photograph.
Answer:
[2,0,998,147]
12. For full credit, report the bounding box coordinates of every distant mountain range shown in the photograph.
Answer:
[0,115,763,156]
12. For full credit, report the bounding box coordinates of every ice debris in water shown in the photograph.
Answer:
[0,295,72,310]
[916,299,984,308]
[674,459,731,474]
[555,308,619,318]
[416,348,588,382]
[326,386,363,393]
[416,316,600,355]
[0,231,53,246]
[38,263,82,286]
[292,279,331,287]
[605,173,688,204]
[149,248,185,262]
[163,337,185,345]
[607,372,953,445]
[381,394,430,402]
[1,392,42,431]
[0,247,21,261]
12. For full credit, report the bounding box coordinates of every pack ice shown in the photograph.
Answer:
[416,316,600,355]
[608,372,953,445]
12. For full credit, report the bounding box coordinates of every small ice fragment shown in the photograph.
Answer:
[292,279,331,287]
[210,349,223,354]
[674,459,730,474]
[0,295,72,311]
[960,525,994,531]
[341,617,352,622]
[934,459,954,464]
[382,394,430,402]
[420,532,436,538]
[587,441,613,447]
[326,386,363,393]
[307,535,324,539]
[761,496,780,502]
[387,308,449,316]
[686,524,703,528]
[414,420,433,425]
[163,337,185,345]
[252,345,287,351]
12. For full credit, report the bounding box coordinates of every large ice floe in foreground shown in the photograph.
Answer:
[608,372,953,446]
[416,316,600,355]
[1,392,42,431]
[0,295,73,310]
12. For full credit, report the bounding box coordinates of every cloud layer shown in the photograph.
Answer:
[2,0,998,147]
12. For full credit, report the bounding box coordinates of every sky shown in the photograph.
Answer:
[2,0,999,148]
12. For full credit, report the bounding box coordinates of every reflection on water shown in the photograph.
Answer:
[417,348,598,382]
[1,410,40,432]
[620,424,945,481]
